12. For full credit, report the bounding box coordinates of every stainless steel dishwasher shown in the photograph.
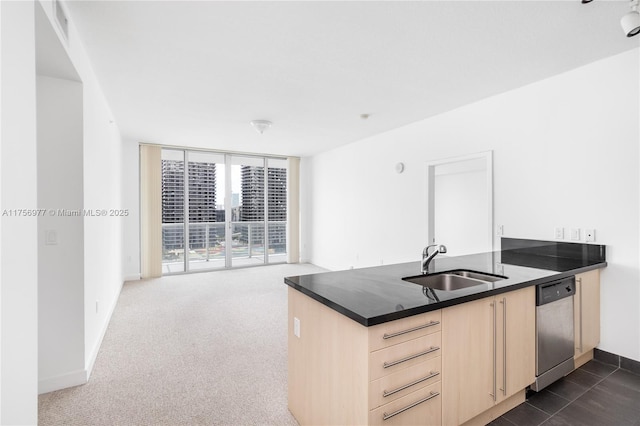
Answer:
[532,276,576,391]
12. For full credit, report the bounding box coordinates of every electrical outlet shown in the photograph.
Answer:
[571,228,581,241]
[554,227,564,240]
[293,317,301,338]
[585,229,596,242]
[496,224,504,236]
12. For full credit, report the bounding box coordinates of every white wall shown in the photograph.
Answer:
[302,49,640,361]
[37,75,85,392]
[81,68,124,379]
[0,1,39,423]
[39,0,125,381]
[35,0,124,394]
[0,1,126,412]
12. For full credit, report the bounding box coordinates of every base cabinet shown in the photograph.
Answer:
[288,287,442,426]
[288,284,540,425]
[574,269,600,362]
[441,286,535,425]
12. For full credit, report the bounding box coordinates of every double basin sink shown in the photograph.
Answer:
[402,270,507,291]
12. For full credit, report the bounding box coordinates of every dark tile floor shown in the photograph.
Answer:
[488,360,640,426]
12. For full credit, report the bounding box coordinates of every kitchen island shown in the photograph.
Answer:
[285,238,606,426]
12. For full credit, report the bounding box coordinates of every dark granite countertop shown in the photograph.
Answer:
[284,239,607,326]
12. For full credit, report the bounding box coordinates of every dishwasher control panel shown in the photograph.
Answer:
[536,276,576,306]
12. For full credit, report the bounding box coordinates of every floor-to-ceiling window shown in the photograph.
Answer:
[160,148,287,274]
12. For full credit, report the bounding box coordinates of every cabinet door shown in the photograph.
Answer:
[575,270,601,357]
[442,296,496,426]
[496,286,535,402]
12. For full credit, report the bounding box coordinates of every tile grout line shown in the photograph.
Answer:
[533,364,621,424]
[520,402,553,426]
[499,415,519,426]
[543,365,639,426]
[545,366,619,404]
[499,362,623,425]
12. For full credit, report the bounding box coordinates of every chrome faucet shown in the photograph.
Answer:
[422,244,447,274]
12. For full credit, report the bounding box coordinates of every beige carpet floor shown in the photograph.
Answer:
[38,263,327,426]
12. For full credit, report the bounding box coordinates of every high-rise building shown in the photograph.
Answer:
[240,165,287,252]
[239,166,287,220]
[161,159,286,256]
[267,166,287,253]
[162,160,217,250]
[240,166,265,222]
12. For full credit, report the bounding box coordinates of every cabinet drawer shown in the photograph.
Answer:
[369,310,441,352]
[369,381,442,426]
[369,356,441,409]
[370,332,441,381]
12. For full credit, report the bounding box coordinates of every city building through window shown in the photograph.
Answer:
[160,149,287,274]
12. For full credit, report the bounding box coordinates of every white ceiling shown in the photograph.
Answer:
[65,1,638,157]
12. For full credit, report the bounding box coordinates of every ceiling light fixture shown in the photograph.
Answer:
[621,0,640,37]
[250,120,272,134]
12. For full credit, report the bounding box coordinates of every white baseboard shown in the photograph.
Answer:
[39,280,125,394]
[85,279,124,381]
[39,369,87,395]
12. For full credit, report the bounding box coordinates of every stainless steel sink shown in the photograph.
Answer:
[448,270,506,283]
[402,270,507,291]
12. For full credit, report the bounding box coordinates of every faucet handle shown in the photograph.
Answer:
[438,245,447,254]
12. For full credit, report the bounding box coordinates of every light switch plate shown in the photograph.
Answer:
[554,227,564,240]
[45,229,58,245]
[571,228,581,241]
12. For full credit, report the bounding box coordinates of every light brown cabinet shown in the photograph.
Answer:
[288,287,442,426]
[441,286,536,426]
[368,311,442,426]
[574,269,601,366]
[288,283,539,425]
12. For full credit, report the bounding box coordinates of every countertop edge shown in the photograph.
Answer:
[285,278,371,325]
[285,261,607,327]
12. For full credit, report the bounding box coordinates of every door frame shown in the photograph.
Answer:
[426,151,493,252]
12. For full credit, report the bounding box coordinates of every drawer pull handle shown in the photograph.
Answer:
[501,297,507,396]
[577,277,583,353]
[383,346,439,369]
[383,371,440,397]
[490,301,496,401]
[382,391,440,421]
[383,321,440,340]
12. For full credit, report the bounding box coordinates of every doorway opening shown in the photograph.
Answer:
[427,151,493,257]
